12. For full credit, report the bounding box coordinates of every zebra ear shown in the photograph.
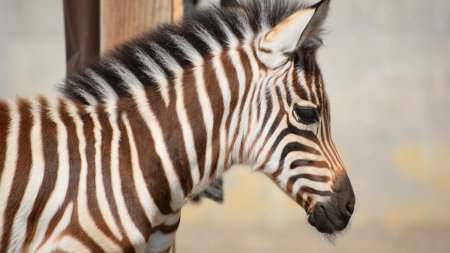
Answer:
[258,0,330,68]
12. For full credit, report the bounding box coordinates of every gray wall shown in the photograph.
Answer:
[0,0,64,98]
[322,0,450,226]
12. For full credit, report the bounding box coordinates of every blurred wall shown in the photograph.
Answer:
[322,0,450,228]
[0,0,64,98]
[0,0,449,233]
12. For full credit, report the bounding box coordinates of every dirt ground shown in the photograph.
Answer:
[176,223,450,253]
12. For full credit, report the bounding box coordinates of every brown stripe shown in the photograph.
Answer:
[203,57,224,179]
[23,98,59,249]
[292,69,308,100]
[318,112,339,170]
[153,218,180,235]
[182,69,207,179]
[260,89,287,175]
[63,221,104,253]
[248,89,273,159]
[304,196,314,213]
[222,52,240,168]
[287,174,331,194]
[245,86,267,161]
[239,65,259,161]
[142,81,194,196]
[304,67,317,104]
[290,160,328,169]
[96,105,129,244]
[125,104,174,215]
[299,186,332,198]
[258,46,273,54]
[283,74,293,106]
[322,100,342,169]
[83,107,120,243]
[117,111,152,239]
[256,112,284,173]
[0,99,33,252]
[240,46,264,161]
[229,49,252,163]
[41,100,83,243]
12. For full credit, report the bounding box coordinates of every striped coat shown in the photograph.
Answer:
[0,0,355,252]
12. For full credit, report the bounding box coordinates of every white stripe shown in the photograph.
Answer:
[214,16,239,49]
[297,70,311,100]
[0,101,19,242]
[252,88,281,166]
[122,113,167,225]
[107,105,146,248]
[291,178,331,199]
[86,69,119,103]
[66,80,98,106]
[114,61,185,207]
[288,166,332,178]
[132,89,185,209]
[111,63,143,93]
[255,114,288,173]
[245,84,268,162]
[192,24,222,54]
[212,55,231,176]
[174,72,201,189]
[115,62,186,206]
[148,43,183,73]
[66,102,122,253]
[135,49,170,107]
[89,109,123,240]
[192,64,215,186]
[168,34,203,64]
[36,203,74,253]
[10,100,45,252]
[30,99,71,253]
[57,236,90,253]
[242,46,264,159]
[168,34,216,186]
[227,49,247,162]
[235,45,260,161]
[310,73,319,103]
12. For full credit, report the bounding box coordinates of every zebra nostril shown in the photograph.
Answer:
[346,200,355,215]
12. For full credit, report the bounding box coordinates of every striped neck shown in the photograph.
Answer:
[75,42,262,211]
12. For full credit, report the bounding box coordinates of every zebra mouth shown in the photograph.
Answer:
[307,203,350,234]
[307,173,355,234]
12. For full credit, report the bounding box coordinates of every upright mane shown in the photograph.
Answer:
[61,0,322,105]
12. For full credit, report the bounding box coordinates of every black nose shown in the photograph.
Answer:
[339,175,355,217]
[307,173,355,234]
[345,195,355,215]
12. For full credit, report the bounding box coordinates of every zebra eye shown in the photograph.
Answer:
[293,104,319,125]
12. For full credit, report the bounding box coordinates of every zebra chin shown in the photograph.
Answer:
[307,174,355,234]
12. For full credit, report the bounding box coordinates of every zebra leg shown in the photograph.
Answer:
[147,231,177,253]
[146,212,180,253]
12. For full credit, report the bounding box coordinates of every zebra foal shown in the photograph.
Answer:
[0,0,355,252]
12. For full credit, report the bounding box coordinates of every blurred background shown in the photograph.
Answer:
[1,0,449,252]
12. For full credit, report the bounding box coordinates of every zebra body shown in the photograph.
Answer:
[0,0,355,252]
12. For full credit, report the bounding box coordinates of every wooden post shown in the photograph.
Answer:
[64,0,100,76]
[101,0,183,51]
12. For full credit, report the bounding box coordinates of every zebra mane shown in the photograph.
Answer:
[61,0,324,105]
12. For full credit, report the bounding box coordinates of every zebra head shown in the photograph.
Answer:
[243,0,355,234]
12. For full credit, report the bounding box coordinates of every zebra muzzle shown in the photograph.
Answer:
[307,174,355,234]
